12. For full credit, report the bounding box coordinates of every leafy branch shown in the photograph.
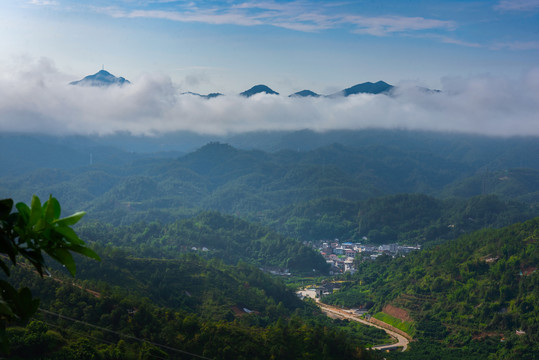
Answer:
[0,195,100,351]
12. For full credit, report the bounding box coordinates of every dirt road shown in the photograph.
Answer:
[298,289,410,351]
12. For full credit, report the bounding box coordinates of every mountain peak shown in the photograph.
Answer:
[240,84,279,97]
[70,69,130,87]
[330,81,394,97]
[289,90,320,98]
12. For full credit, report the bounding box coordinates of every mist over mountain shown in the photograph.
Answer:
[2,91,538,359]
[2,59,539,137]
[331,81,394,97]
[240,84,279,97]
[68,69,397,98]
[289,90,321,97]
[69,69,130,87]
[234,81,395,97]
[182,91,224,99]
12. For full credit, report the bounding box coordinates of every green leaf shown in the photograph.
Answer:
[0,259,10,276]
[0,199,13,219]
[15,202,30,223]
[16,288,39,321]
[18,248,46,277]
[29,195,42,227]
[53,211,86,227]
[43,196,61,222]
[53,226,84,245]
[0,233,17,265]
[0,301,15,318]
[70,245,101,261]
[46,247,76,276]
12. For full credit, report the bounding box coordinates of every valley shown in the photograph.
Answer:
[2,1,538,358]
[1,129,538,359]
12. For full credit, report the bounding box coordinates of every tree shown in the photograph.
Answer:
[0,195,100,351]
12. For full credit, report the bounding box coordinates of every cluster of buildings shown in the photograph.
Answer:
[313,239,421,274]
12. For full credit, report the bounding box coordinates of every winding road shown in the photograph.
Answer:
[298,289,410,352]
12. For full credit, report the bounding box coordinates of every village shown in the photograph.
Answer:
[311,239,421,274]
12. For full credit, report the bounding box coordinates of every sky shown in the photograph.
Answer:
[0,0,538,137]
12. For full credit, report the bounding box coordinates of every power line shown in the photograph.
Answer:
[39,308,213,360]
[43,320,169,360]
[45,321,116,346]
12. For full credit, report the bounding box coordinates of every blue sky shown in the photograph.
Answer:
[2,0,538,94]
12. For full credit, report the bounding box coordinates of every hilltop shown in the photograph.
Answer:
[240,84,279,97]
[70,69,130,87]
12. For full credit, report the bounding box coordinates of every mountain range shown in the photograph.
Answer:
[69,70,403,97]
[205,80,395,98]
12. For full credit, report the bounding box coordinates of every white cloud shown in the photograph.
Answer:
[98,1,454,36]
[345,15,455,36]
[1,57,539,137]
[491,40,539,50]
[28,0,59,5]
[495,0,539,11]
[124,9,264,26]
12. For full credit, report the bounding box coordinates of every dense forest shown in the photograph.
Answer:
[3,131,539,226]
[323,218,539,359]
[4,250,385,359]
[76,211,329,275]
[265,193,538,245]
[1,129,538,359]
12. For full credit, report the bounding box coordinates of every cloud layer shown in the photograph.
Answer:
[1,58,539,137]
[102,1,455,37]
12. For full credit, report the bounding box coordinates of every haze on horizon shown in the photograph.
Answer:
[1,0,538,137]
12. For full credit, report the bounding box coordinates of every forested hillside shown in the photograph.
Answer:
[324,218,539,359]
[2,134,539,230]
[1,129,538,359]
[4,252,384,359]
[265,193,538,245]
[77,211,329,274]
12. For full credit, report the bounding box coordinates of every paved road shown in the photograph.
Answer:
[298,289,409,351]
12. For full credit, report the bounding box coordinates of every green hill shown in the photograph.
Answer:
[4,256,380,360]
[324,218,539,359]
[3,138,539,227]
[78,211,329,275]
[264,194,538,245]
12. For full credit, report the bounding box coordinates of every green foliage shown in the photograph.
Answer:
[5,262,378,360]
[330,218,539,358]
[267,193,537,245]
[77,211,329,275]
[372,312,414,335]
[322,287,373,309]
[0,195,99,352]
[0,195,99,278]
[2,134,539,358]
[6,137,539,227]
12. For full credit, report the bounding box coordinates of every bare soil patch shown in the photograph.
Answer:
[382,304,412,322]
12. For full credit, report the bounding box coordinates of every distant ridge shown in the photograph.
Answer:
[240,84,279,97]
[182,91,223,99]
[332,81,394,97]
[289,90,320,98]
[237,81,397,98]
[66,75,440,98]
[70,69,130,87]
